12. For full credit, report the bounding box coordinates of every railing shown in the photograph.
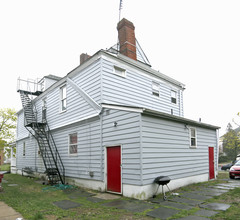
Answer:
[45,122,65,184]
[17,77,42,95]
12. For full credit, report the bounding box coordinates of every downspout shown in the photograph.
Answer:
[99,57,104,182]
[216,129,219,177]
[139,113,143,185]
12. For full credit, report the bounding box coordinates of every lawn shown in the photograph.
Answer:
[0,163,10,172]
[0,171,239,220]
[0,174,152,220]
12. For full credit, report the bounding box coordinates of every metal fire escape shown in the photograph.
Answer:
[17,78,65,185]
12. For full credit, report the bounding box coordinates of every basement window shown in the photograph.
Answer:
[69,133,78,155]
[189,128,197,148]
[152,82,160,97]
[113,65,126,77]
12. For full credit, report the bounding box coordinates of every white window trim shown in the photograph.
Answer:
[68,133,78,156]
[189,127,197,148]
[152,81,160,97]
[42,98,47,122]
[171,90,177,104]
[113,65,126,77]
[60,84,67,113]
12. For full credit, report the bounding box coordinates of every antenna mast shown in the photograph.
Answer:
[117,0,123,52]
[119,0,123,22]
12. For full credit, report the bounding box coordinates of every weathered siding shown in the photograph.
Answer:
[16,111,29,140]
[50,117,102,180]
[141,114,217,185]
[102,109,141,185]
[101,58,184,116]
[16,137,38,171]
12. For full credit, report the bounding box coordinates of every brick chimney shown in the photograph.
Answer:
[117,18,137,61]
[80,53,91,65]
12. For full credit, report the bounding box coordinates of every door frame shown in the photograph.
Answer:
[105,145,122,194]
[208,146,215,180]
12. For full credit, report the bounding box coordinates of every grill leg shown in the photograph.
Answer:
[153,184,160,198]
[162,185,167,200]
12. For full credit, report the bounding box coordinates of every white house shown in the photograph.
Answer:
[16,18,219,200]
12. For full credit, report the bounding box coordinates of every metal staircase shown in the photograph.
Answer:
[18,78,65,185]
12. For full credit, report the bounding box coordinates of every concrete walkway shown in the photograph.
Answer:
[0,201,23,220]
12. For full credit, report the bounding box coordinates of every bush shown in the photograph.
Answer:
[219,155,230,163]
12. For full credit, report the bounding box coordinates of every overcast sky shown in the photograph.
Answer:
[1,0,240,136]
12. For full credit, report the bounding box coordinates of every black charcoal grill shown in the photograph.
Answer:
[153,176,171,200]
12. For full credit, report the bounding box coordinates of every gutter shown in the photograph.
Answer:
[143,109,220,130]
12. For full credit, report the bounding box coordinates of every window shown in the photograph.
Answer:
[113,65,126,77]
[23,142,26,156]
[42,98,47,122]
[152,82,160,97]
[190,128,197,148]
[171,90,177,104]
[69,133,78,155]
[60,85,67,112]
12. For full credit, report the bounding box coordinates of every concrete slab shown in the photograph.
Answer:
[194,209,218,217]
[199,203,231,211]
[169,197,204,206]
[0,201,23,220]
[53,200,81,210]
[180,192,212,201]
[158,201,192,210]
[7,184,18,187]
[192,189,226,196]
[94,193,121,200]
[146,206,180,219]
[209,185,231,190]
[67,190,95,199]
[176,216,209,220]
[87,197,104,203]
[216,183,237,189]
[102,200,154,213]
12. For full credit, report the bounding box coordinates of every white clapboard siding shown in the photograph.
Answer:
[102,109,141,185]
[16,137,37,170]
[141,114,217,185]
[16,111,29,140]
[101,58,184,116]
[50,116,102,180]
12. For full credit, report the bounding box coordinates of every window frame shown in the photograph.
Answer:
[152,81,160,97]
[60,84,67,112]
[171,90,177,104]
[113,65,126,77]
[189,127,197,148]
[42,98,47,122]
[68,133,78,156]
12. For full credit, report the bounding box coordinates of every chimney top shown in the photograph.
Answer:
[80,53,91,65]
[117,18,137,61]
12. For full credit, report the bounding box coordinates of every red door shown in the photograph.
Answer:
[208,147,215,179]
[107,146,121,193]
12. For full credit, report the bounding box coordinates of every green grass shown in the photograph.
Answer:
[0,174,152,220]
[0,163,10,172]
[0,172,238,220]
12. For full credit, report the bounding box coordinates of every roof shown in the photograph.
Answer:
[38,74,62,83]
[108,38,151,66]
[101,103,220,130]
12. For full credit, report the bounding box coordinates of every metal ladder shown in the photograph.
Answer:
[18,80,65,185]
